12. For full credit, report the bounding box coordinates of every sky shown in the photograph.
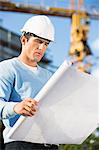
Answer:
[0,0,99,69]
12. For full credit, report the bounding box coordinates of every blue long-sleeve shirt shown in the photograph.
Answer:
[0,57,52,143]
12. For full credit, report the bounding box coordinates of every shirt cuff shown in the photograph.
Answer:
[2,102,18,119]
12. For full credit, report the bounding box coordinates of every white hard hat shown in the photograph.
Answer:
[21,15,55,41]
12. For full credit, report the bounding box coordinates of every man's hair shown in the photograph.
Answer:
[21,32,33,41]
[21,32,51,42]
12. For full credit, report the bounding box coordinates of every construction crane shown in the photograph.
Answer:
[1,0,99,19]
[69,0,92,73]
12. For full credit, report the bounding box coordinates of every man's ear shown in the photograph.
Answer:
[20,36,27,45]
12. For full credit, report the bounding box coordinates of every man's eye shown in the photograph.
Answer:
[45,43,49,46]
[34,39,49,46]
[35,39,42,43]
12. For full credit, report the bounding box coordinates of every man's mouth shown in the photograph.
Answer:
[34,52,42,56]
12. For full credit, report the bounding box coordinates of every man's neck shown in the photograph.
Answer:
[18,55,38,67]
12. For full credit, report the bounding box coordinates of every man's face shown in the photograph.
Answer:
[21,36,50,63]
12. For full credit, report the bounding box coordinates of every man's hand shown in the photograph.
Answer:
[13,98,38,117]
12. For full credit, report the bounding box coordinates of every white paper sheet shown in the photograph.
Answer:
[7,60,99,144]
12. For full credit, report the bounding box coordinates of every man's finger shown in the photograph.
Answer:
[22,109,36,117]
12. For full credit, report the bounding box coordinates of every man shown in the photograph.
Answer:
[0,15,58,150]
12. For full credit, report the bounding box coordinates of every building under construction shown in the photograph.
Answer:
[0,26,21,60]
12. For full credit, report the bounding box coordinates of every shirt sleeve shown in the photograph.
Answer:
[0,62,17,119]
[1,101,18,119]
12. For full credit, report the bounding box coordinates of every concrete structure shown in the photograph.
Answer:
[0,26,21,61]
